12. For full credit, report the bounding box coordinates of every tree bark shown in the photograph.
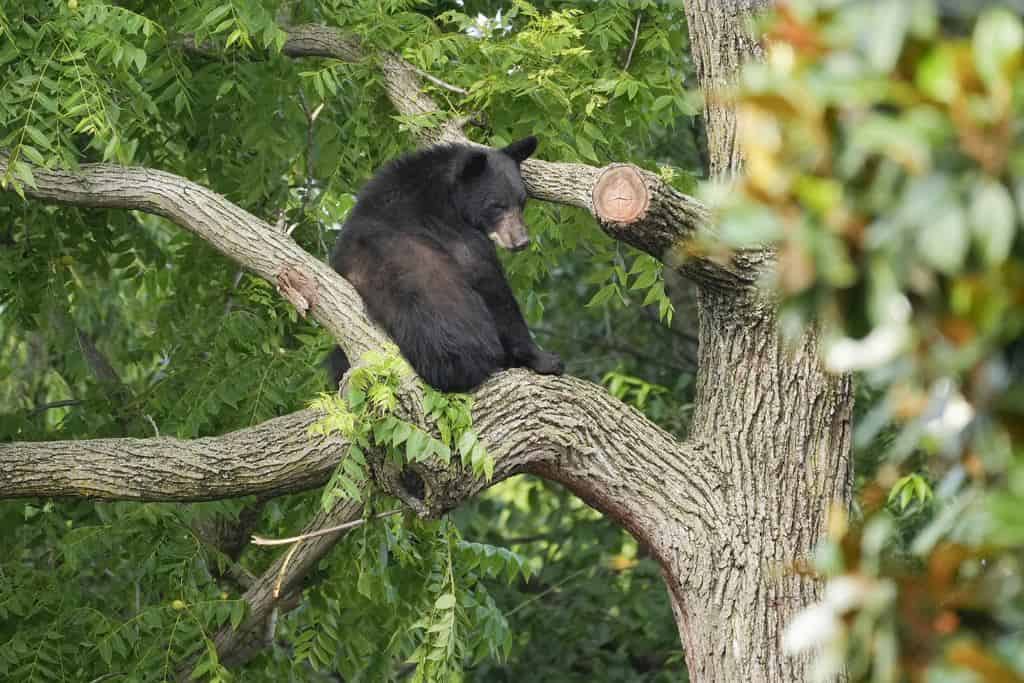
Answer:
[671,2,855,681]
[684,0,773,179]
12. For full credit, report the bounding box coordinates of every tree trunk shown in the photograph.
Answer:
[673,301,853,681]
[661,2,855,680]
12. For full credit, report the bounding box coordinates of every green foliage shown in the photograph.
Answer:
[1,0,699,680]
[283,512,529,680]
[602,368,668,411]
[0,500,244,681]
[718,1,1024,679]
[309,347,494,510]
[886,473,933,513]
[455,477,687,682]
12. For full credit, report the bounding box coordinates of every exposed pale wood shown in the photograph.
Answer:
[592,164,650,223]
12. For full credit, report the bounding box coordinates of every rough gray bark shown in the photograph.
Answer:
[684,0,773,179]
[676,304,853,682]
[0,370,697,520]
[674,2,854,681]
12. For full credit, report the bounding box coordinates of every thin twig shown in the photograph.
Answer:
[251,508,402,546]
[297,90,328,253]
[29,399,82,415]
[410,65,468,95]
[623,12,642,71]
[506,566,593,617]
[273,543,300,599]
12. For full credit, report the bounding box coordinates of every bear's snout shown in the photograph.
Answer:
[489,209,530,251]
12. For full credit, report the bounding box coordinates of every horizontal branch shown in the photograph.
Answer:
[0,367,714,544]
[0,410,338,501]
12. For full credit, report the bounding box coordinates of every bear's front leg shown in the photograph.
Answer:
[471,266,563,377]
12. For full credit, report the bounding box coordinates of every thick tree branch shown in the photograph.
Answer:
[0,410,339,501]
[0,154,389,364]
[683,0,773,179]
[0,365,711,547]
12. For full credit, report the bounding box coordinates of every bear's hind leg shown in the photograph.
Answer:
[357,238,506,393]
[383,288,504,392]
[324,347,350,389]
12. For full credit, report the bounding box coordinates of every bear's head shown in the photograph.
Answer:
[456,136,538,251]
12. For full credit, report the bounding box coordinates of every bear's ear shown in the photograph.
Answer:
[459,151,488,181]
[501,136,538,164]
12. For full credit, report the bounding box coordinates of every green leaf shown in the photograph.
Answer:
[630,267,659,291]
[642,281,665,307]
[18,144,45,166]
[457,430,477,460]
[373,417,396,445]
[12,160,36,189]
[97,638,112,666]
[586,283,617,308]
[357,566,375,599]
[23,125,50,150]
[407,429,429,461]
[576,136,597,162]
[230,600,245,629]
[337,474,363,501]
[201,5,232,30]
[132,48,147,73]
[652,94,674,112]
[429,439,451,464]
[342,456,365,483]
[216,80,235,99]
[434,593,456,610]
[392,421,412,447]
[917,45,958,103]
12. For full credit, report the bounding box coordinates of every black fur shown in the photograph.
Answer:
[327,138,563,392]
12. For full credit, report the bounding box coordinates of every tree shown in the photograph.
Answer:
[2,1,861,681]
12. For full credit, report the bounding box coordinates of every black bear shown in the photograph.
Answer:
[326,137,563,392]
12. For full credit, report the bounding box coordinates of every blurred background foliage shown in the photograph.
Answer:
[0,0,696,680]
